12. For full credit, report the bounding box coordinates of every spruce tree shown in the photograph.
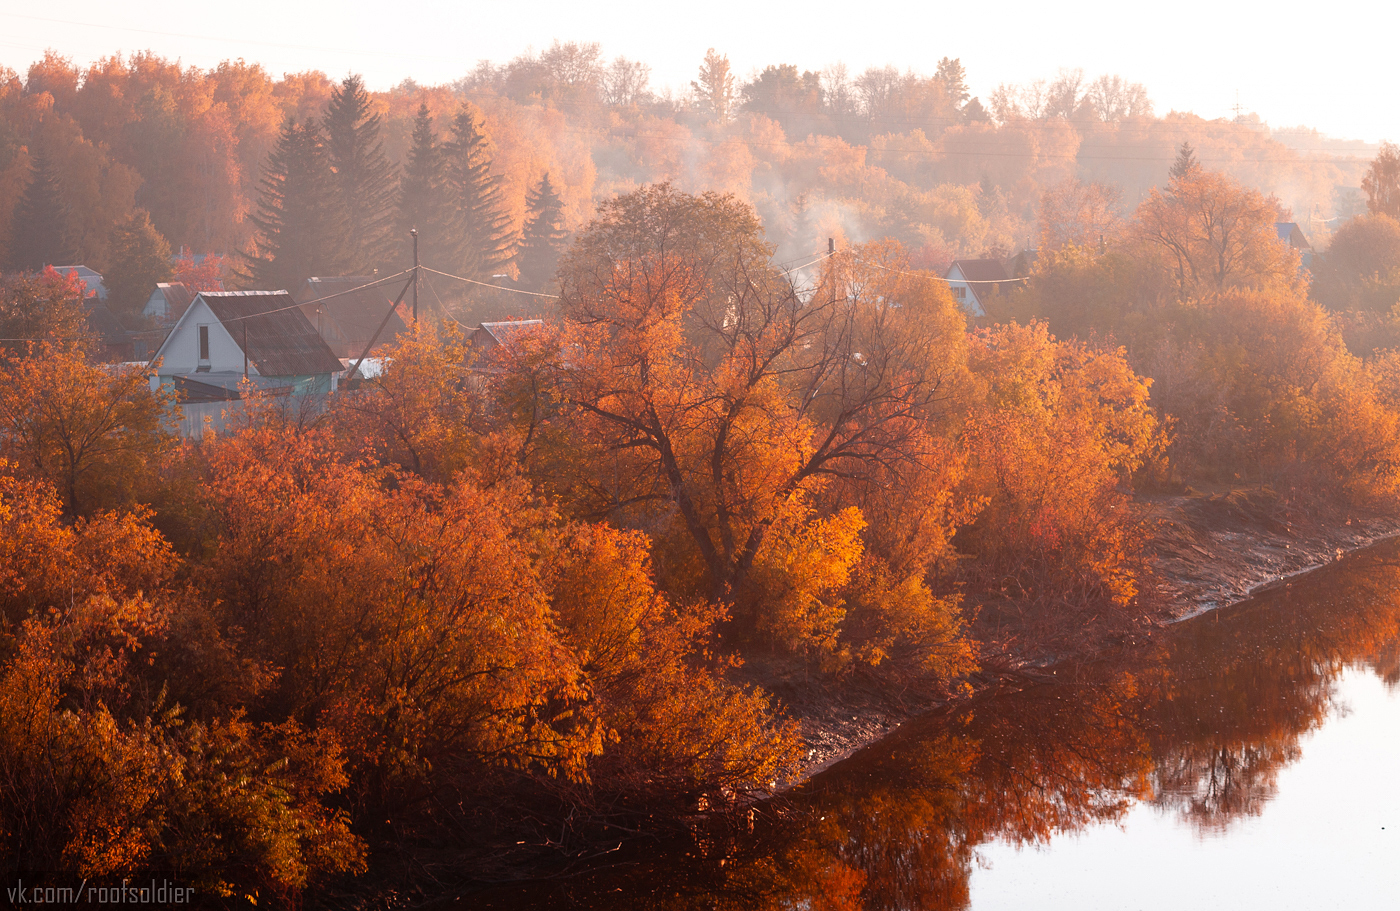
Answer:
[104,209,173,317]
[517,173,568,290]
[444,107,515,279]
[9,146,75,272]
[241,118,350,290]
[398,104,455,270]
[1170,141,1200,181]
[325,75,398,273]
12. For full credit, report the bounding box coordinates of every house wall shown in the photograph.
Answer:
[945,265,985,317]
[142,288,168,322]
[152,298,255,376]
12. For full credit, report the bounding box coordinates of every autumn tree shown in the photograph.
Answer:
[200,405,600,801]
[1038,178,1123,253]
[241,117,350,290]
[0,471,365,896]
[517,172,568,290]
[935,57,970,108]
[1310,213,1400,311]
[693,49,738,125]
[1362,141,1400,219]
[0,267,89,356]
[958,322,1164,633]
[444,106,515,279]
[545,188,970,660]
[1133,165,1298,300]
[103,208,173,316]
[324,74,398,272]
[0,342,174,516]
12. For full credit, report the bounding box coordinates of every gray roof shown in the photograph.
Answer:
[295,276,408,358]
[949,259,1011,283]
[199,291,343,377]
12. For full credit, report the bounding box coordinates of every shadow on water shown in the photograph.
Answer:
[462,540,1400,910]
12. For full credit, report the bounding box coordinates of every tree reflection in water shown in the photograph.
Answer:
[473,541,1400,910]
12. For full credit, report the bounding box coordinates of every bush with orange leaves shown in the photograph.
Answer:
[957,322,1165,625]
[0,469,365,898]
[199,395,800,818]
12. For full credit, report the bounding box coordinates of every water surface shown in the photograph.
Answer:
[473,539,1400,909]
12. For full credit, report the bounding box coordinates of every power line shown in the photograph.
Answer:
[420,266,561,299]
[213,270,414,324]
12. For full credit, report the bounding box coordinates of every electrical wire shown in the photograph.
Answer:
[213,270,414,324]
[420,266,561,299]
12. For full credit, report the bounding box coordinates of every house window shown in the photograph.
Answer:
[953,286,966,300]
[198,325,210,361]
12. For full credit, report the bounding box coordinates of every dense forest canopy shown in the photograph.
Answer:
[0,44,1374,285]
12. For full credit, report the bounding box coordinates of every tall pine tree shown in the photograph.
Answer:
[325,75,398,273]
[444,107,515,279]
[241,118,350,291]
[517,173,568,290]
[9,146,75,272]
[397,104,455,270]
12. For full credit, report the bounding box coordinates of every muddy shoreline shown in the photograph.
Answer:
[779,488,1400,781]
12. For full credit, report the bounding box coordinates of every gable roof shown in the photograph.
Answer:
[1275,222,1311,250]
[198,291,343,376]
[295,276,408,357]
[157,281,197,313]
[949,259,1011,283]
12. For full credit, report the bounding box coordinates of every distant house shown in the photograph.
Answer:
[945,259,1011,317]
[294,276,408,359]
[467,320,545,367]
[142,282,197,326]
[1276,222,1314,269]
[149,290,344,436]
[55,265,107,301]
[82,298,133,362]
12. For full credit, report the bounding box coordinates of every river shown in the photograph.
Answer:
[468,537,1400,909]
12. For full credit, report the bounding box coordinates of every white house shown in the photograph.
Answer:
[944,259,1011,317]
[142,282,197,325]
[54,265,107,301]
[149,290,344,435]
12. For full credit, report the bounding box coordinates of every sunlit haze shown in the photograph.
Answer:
[2,0,1393,143]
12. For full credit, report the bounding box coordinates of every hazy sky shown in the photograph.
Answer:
[1,1,1390,144]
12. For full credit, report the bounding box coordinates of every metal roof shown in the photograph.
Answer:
[295,276,408,358]
[198,291,344,377]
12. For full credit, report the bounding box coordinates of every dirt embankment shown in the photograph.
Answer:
[1145,488,1400,621]
[778,487,1400,781]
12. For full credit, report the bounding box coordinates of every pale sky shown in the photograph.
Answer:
[1,1,1390,144]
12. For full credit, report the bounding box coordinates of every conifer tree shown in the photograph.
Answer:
[104,209,173,316]
[325,75,398,273]
[517,173,568,290]
[398,104,455,270]
[9,147,75,272]
[444,107,515,279]
[1170,141,1200,181]
[241,118,350,291]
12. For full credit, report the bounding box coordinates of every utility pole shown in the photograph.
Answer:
[411,227,420,321]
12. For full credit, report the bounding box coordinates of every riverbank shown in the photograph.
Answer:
[771,486,1400,781]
